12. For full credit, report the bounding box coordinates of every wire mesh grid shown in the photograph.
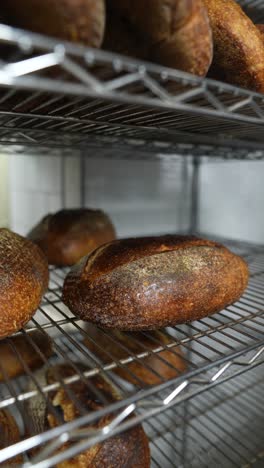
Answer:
[1,237,264,466]
[1,10,264,159]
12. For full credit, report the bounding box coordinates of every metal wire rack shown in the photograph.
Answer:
[0,236,264,466]
[0,1,264,160]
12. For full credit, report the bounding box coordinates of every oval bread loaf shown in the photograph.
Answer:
[104,0,213,76]
[1,0,105,48]
[83,326,186,386]
[28,209,116,266]
[0,229,49,339]
[0,331,53,382]
[27,364,150,467]
[203,0,264,92]
[62,235,248,331]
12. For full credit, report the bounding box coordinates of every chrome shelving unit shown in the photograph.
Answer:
[1,1,264,464]
[1,19,264,160]
[0,238,264,466]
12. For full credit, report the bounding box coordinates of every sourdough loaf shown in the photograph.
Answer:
[62,235,248,330]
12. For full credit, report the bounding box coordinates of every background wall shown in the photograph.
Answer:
[6,155,264,244]
[199,161,264,244]
[7,155,190,238]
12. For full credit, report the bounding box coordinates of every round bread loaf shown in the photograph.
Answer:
[1,0,105,48]
[104,0,213,76]
[0,331,53,382]
[62,235,249,331]
[0,410,23,466]
[83,326,186,385]
[203,0,264,92]
[27,364,150,467]
[0,229,49,339]
[28,209,116,266]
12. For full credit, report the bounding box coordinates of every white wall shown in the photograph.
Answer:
[7,155,190,238]
[199,161,264,244]
[7,155,264,244]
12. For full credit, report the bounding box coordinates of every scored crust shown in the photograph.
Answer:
[62,235,249,331]
[204,0,264,92]
[104,0,213,76]
[0,229,49,339]
[2,0,105,48]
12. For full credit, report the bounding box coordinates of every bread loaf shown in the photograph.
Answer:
[1,0,105,48]
[62,235,248,330]
[28,209,116,266]
[104,0,213,76]
[27,364,150,467]
[0,410,23,466]
[83,326,186,385]
[257,24,264,37]
[0,229,49,339]
[0,331,53,382]
[203,0,264,92]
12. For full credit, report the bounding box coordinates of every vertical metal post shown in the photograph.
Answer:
[190,156,201,234]
[60,156,66,208]
[80,152,86,208]
[182,156,201,466]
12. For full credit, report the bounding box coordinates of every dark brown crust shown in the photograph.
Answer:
[0,410,23,466]
[104,0,213,76]
[28,209,116,266]
[83,326,186,385]
[62,235,249,331]
[0,229,49,339]
[0,331,53,382]
[46,364,150,468]
[1,0,105,48]
[204,0,264,92]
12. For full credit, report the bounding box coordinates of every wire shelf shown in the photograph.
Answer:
[0,236,264,466]
[1,15,264,160]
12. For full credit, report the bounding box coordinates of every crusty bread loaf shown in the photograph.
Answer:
[0,410,23,466]
[104,0,213,77]
[83,326,186,385]
[0,229,49,339]
[28,209,116,266]
[62,235,248,330]
[257,24,264,37]
[1,0,105,48]
[203,0,264,92]
[0,331,53,382]
[27,364,150,467]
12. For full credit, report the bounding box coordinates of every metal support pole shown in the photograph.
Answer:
[60,156,66,209]
[190,156,201,234]
[80,152,86,208]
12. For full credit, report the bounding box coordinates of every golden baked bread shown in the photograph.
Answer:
[203,0,264,92]
[0,229,49,339]
[62,235,248,330]
[27,364,150,467]
[28,209,116,266]
[0,330,53,382]
[0,410,23,466]
[1,0,105,48]
[83,326,186,385]
[104,0,213,76]
[257,24,264,37]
